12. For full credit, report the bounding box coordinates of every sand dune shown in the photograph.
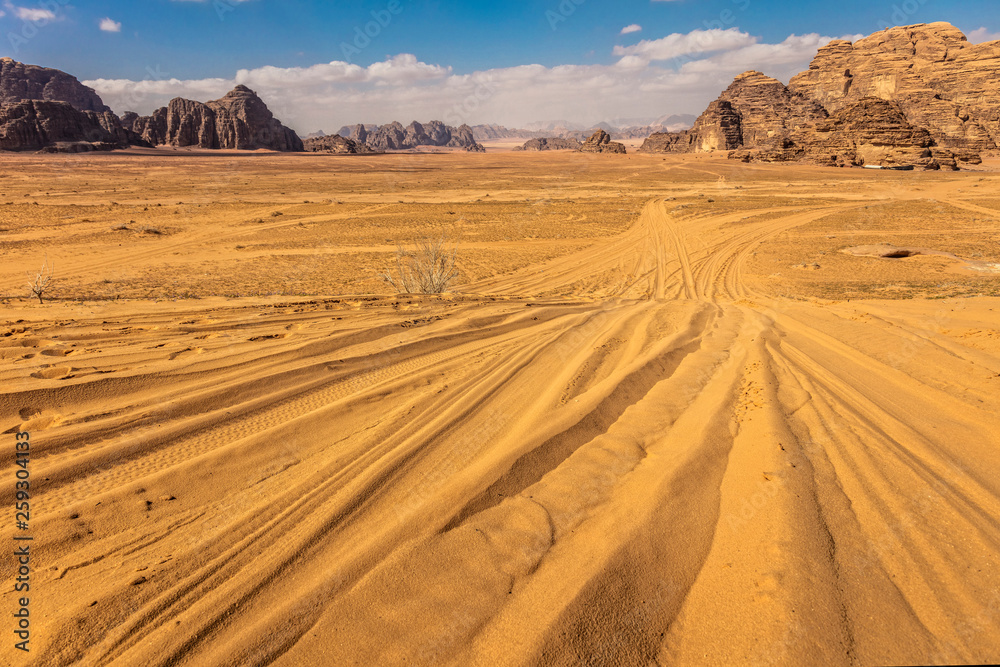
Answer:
[2,153,999,665]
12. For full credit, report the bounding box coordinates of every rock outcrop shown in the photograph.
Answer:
[303,134,373,154]
[513,137,583,151]
[579,129,627,154]
[638,71,826,154]
[345,120,485,151]
[124,86,302,151]
[640,24,993,168]
[0,57,110,112]
[121,108,168,146]
[732,97,958,169]
[141,86,304,151]
[0,100,124,151]
[788,22,1000,161]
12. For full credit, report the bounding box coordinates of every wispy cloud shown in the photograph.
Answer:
[620,24,642,35]
[99,17,122,33]
[968,26,1000,43]
[613,28,757,61]
[5,3,56,21]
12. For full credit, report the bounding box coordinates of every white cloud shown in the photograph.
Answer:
[99,17,122,33]
[85,29,849,133]
[621,24,642,35]
[614,28,757,61]
[9,5,56,21]
[968,27,1000,43]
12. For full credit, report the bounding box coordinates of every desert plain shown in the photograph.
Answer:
[2,149,1000,665]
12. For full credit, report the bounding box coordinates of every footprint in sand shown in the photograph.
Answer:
[40,348,75,357]
[168,347,204,361]
[19,410,63,431]
[30,366,73,379]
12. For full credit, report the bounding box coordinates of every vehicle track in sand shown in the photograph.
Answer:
[3,182,999,666]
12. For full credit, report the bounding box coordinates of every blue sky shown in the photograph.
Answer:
[2,0,997,132]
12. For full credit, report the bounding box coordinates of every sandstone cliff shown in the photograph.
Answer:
[638,71,826,154]
[731,97,958,169]
[0,57,110,112]
[788,22,1000,161]
[640,24,993,168]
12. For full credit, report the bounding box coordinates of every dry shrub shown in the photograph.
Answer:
[380,237,458,294]
[27,256,54,304]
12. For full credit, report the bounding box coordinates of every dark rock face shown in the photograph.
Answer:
[0,100,124,151]
[0,57,110,112]
[465,142,486,153]
[303,134,373,154]
[122,108,168,146]
[0,61,298,152]
[125,85,302,151]
[513,137,583,151]
[579,129,627,153]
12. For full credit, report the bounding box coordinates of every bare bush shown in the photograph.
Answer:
[27,256,54,304]
[380,237,458,294]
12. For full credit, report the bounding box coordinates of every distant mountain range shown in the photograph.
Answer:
[327,115,697,143]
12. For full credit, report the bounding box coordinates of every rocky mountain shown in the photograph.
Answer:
[580,129,627,154]
[471,121,692,142]
[344,120,484,151]
[1,57,110,112]
[639,71,826,154]
[512,137,583,151]
[787,22,999,162]
[731,97,958,169]
[124,86,302,151]
[303,134,373,154]
[640,23,997,168]
[0,100,135,152]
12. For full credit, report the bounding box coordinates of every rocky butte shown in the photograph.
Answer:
[639,22,999,169]
[123,85,303,152]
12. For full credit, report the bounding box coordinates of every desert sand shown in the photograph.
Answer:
[2,150,999,665]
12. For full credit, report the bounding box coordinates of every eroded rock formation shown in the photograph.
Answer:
[640,23,996,168]
[788,22,1000,161]
[303,134,373,154]
[0,57,110,112]
[639,71,826,154]
[0,100,123,151]
[579,129,627,154]
[513,137,583,151]
[346,120,484,151]
[126,86,302,151]
[732,97,958,169]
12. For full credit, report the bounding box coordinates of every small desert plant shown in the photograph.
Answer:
[380,236,458,294]
[27,256,54,304]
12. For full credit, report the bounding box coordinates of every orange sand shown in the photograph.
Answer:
[1,151,999,665]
